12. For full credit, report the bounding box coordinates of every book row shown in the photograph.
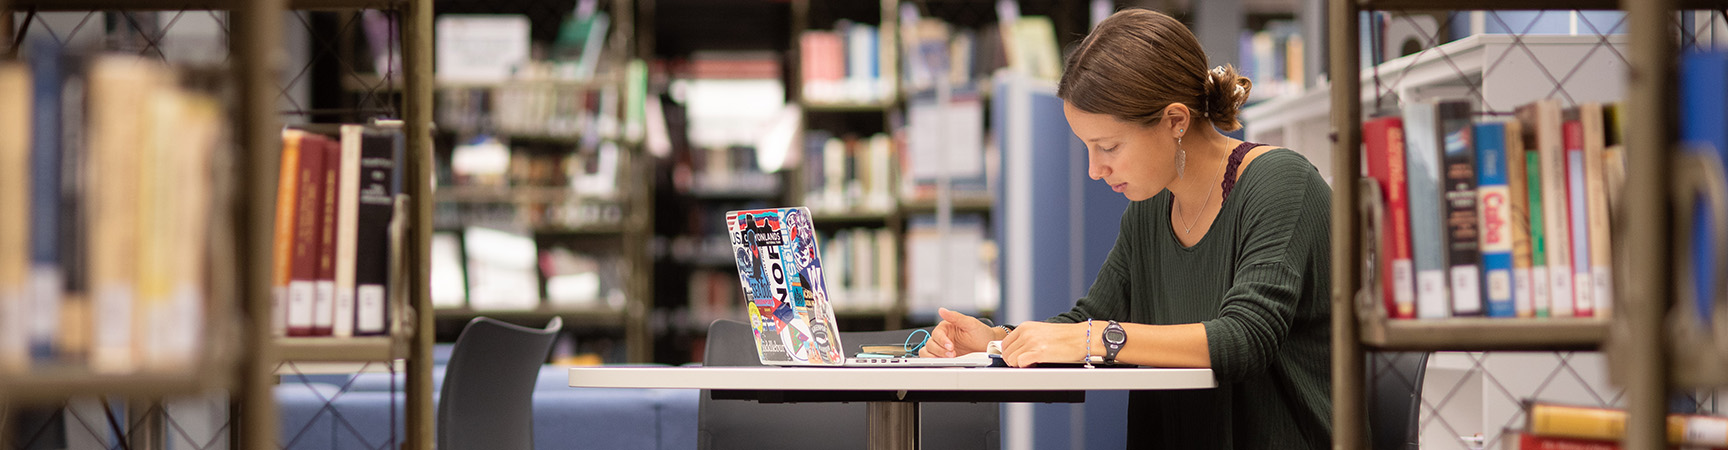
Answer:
[0,42,225,374]
[1239,19,1306,101]
[801,11,1063,103]
[1507,401,1728,449]
[271,126,404,338]
[429,228,628,312]
[435,76,621,144]
[803,131,895,214]
[1363,98,1624,320]
[799,21,894,105]
[444,135,623,198]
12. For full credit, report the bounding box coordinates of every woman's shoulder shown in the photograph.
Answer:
[1238,147,1323,184]
[1234,146,1328,202]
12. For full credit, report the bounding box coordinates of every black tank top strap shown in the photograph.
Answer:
[1220,141,1260,202]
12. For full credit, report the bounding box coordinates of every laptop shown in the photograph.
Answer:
[726,207,994,367]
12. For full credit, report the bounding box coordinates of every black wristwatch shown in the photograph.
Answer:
[1101,320,1126,364]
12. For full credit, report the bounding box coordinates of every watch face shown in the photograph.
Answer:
[1104,327,1126,345]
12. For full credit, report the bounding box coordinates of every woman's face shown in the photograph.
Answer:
[1063,101,1177,202]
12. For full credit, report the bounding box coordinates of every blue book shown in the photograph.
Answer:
[1680,51,1728,326]
[1475,122,1516,318]
[1403,101,1451,319]
[26,37,62,360]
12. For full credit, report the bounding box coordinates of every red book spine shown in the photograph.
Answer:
[1365,116,1415,319]
[287,133,327,337]
[314,136,341,336]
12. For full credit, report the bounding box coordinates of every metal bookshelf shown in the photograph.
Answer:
[1327,0,1721,449]
[426,0,650,362]
[0,0,435,448]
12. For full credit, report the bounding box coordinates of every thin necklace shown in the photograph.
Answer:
[1175,158,1222,235]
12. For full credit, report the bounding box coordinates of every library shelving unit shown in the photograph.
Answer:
[1325,0,1717,449]
[0,0,436,448]
[426,0,650,363]
[788,0,907,328]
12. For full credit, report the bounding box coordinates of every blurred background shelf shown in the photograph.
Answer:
[1358,316,1609,352]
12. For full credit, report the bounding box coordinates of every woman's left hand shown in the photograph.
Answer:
[997,321,1094,367]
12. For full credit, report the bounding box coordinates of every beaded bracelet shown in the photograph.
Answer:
[1084,318,1095,369]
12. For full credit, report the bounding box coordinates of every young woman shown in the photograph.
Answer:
[920,8,1333,449]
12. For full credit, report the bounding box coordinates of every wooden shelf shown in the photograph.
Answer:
[435,306,627,327]
[276,336,406,362]
[434,185,618,204]
[10,0,406,10]
[899,195,994,213]
[1358,316,1608,351]
[438,76,622,91]
[811,208,894,224]
[0,368,232,404]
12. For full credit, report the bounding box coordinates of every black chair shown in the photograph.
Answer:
[699,319,999,450]
[1366,352,1429,450]
[437,316,563,450]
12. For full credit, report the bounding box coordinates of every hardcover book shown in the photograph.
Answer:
[1402,100,1451,319]
[1503,119,1537,318]
[1364,116,1415,319]
[1475,122,1515,317]
[1439,100,1483,316]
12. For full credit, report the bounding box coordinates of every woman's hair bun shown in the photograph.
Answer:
[1202,64,1253,132]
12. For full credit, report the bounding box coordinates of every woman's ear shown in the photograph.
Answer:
[1162,103,1192,138]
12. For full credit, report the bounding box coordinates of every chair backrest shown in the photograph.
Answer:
[438,316,563,450]
[1367,351,1429,450]
[699,319,999,450]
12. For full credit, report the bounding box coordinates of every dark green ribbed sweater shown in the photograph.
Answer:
[1049,148,1333,450]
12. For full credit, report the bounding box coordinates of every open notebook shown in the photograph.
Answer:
[726,207,994,367]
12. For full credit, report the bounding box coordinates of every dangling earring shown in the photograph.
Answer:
[1175,136,1186,179]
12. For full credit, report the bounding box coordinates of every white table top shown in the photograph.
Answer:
[568,366,1216,391]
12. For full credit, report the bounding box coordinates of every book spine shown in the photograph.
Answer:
[1527,149,1550,317]
[1504,120,1537,318]
[1475,122,1515,318]
[0,62,31,372]
[1538,100,1575,317]
[274,130,303,337]
[1387,121,1416,320]
[313,136,340,336]
[1440,100,1482,316]
[1564,118,1594,317]
[160,96,218,370]
[134,86,177,369]
[1365,117,1416,318]
[1582,102,1614,318]
[287,133,326,337]
[353,130,399,336]
[90,56,157,373]
[55,55,87,364]
[27,37,63,362]
[333,125,363,338]
[1403,101,1450,319]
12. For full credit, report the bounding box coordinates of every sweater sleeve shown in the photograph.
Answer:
[1046,204,1140,324]
[1203,153,1331,381]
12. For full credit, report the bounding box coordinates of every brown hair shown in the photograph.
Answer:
[1057,8,1253,132]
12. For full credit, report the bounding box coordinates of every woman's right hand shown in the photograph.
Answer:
[919,307,997,358]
